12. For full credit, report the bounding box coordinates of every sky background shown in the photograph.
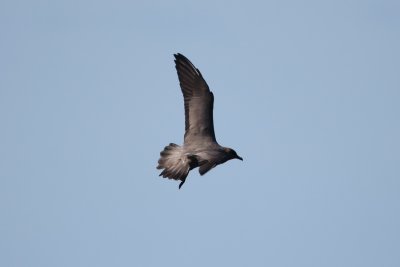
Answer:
[1,0,400,266]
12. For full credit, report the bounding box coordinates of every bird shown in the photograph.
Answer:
[157,53,243,189]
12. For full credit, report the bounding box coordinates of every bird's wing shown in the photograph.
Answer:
[174,53,216,144]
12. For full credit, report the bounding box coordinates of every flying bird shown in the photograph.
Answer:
[157,53,243,189]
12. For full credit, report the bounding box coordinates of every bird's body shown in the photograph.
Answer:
[157,54,242,188]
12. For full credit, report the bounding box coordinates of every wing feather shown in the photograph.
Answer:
[174,53,217,144]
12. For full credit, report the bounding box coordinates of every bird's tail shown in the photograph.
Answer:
[157,143,194,188]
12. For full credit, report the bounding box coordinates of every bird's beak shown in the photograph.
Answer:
[237,155,243,161]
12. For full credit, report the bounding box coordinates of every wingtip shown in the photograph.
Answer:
[174,53,188,62]
[173,53,181,65]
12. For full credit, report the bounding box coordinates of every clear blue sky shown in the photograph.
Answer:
[1,1,399,266]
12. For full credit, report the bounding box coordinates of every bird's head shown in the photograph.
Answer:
[224,147,243,161]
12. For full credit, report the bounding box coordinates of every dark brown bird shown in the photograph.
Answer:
[157,53,242,188]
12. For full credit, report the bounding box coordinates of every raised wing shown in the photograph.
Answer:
[174,53,216,145]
